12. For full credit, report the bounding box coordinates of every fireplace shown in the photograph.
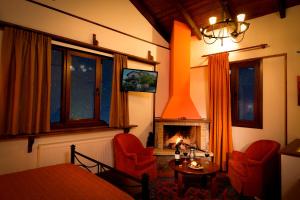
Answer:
[154,118,209,155]
[154,22,210,155]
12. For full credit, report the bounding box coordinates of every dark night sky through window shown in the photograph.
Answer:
[50,48,63,123]
[238,67,255,121]
[50,47,113,127]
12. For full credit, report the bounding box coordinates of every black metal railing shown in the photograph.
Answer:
[70,144,149,200]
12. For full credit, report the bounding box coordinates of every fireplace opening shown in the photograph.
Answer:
[163,125,201,150]
[154,119,210,154]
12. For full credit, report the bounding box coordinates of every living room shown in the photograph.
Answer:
[0,0,299,199]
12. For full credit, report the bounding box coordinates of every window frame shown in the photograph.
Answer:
[230,59,263,129]
[51,45,111,129]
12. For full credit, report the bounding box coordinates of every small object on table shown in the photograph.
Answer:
[183,150,188,163]
[204,150,210,164]
[175,146,181,165]
[191,161,198,166]
[189,147,196,161]
[205,151,210,157]
[188,161,204,170]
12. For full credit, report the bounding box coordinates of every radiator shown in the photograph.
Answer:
[37,136,114,171]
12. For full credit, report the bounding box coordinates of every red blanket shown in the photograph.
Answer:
[0,163,133,200]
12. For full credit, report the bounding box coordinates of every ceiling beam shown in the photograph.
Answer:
[219,0,235,20]
[278,0,286,18]
[174,0,202,40]
[129,0,170,42]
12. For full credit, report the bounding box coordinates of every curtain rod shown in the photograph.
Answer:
[26,0,169,50]
[202,44,268,57]
[0,20,159,66]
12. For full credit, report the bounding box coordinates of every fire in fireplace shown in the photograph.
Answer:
[154,118,209,153]
[163,125,200,150]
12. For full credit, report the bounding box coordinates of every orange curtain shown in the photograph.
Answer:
[0,27,51,136]
[208,52,233,171]
[109,54,129,128]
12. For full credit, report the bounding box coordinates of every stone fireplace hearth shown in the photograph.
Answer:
[154,118,209,155]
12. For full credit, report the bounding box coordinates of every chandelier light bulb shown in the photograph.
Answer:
[224,27,230,37]
[237,13,246,22]
[209,16,217,25]
[240,23,247,32]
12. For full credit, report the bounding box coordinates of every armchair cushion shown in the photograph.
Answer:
[229,160,247,176]
[139,147,154,156]
[231,151,247,161]
[135,156,156,170]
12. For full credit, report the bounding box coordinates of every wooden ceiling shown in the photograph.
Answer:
[130,0,300,42]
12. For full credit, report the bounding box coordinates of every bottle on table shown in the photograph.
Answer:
[175,146,181,165]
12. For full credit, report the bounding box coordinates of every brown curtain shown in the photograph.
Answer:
[208,52,233,171]
[0,27,51,136]
[109,54,129,128]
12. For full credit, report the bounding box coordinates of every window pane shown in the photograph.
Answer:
[50,48,63,123]
[238,67,255,120]
[100,59,113,124]
[70,55,96,120]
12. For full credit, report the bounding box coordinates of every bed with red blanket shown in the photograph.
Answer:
[0,163,132,200]
[0,145,149,200]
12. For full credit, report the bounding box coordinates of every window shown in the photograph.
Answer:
[50,46,113,129]
[230,59,262,128]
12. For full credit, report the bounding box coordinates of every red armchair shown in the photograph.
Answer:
[113,133,157,180]
[228,140,280,199]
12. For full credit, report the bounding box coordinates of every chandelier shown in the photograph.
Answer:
[200,13,250,45]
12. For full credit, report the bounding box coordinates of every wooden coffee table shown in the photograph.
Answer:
[168,158,219,197]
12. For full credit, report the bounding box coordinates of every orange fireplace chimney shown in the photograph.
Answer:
[161,20,200,119]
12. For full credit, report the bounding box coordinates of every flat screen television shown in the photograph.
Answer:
[121,68,158,93]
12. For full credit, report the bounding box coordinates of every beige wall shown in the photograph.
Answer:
[127,61,156,144]
[190,5,300,150]
[0,0,169,174]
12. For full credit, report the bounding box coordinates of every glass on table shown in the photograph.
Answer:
[183,148,188,163]
[204,147,210,164]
